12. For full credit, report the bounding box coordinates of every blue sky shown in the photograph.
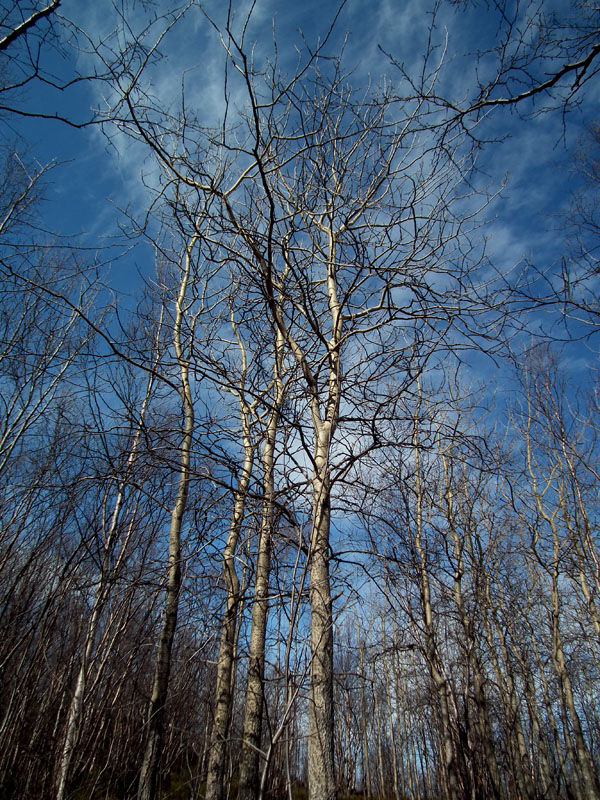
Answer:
[1,0,598,637]
[3,0,598,372]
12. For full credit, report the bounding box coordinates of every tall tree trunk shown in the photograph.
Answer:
[550,553,600,800]
[382,621,401,800]
[306,224,341,800]
[412,414,461,800]
[484,581,538,800]
[205,400,254,800]
[55,358,159,800]
[257,221,340,800]
[238,328,284,800]
[138,249,195,800]
[527,429,600,799]
[358,627,372,799]
[441,457,501,800]
[307,445,336,800]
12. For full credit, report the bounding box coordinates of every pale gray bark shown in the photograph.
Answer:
[381,620,401,800]
[358,630,372,799]
[392,649,412,800]
[441,456,502,800]
[550,553,600,800]
[412,412,461,800]
[54,600,101,800]
[236,480,273,800]
[305,222,342,800]
[138,248,195,800]
[55,334,161,800]
[485,581,540,800]
[372,661,386,800]
[307,461,336,800]
[0,0,61,53]
[205,400,254,800]
[238,328,285,800]
[524,407,600,800]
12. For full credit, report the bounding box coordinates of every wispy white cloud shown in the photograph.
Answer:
[11,0,594,348]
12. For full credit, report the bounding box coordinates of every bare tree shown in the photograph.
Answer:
[387,0,600,132]
[54,302,167,800]
[204,307,259,800]
[513,347,600,800]
[137,245,198,800]
[81,6,506,797]
[3,4,600,800]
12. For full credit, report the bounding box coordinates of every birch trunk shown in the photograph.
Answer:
[205,309,256,800]
[204,422,254,800]
[412,412,460,800]
[55,321,162,800]
[307,442,336,800]
[238,327,285,800]
[138,249,195,800]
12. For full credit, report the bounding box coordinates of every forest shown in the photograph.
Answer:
[1,1,599,799]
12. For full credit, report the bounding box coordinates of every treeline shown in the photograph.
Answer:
[1,2,599,800]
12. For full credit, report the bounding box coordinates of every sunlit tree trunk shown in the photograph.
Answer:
[523,388,600,800]
[299,419,337,800]
[205,415,254,800]
[205,303,258,800]
[358,626,372,799]
[238,327,285,800]
[306,229,340,800]
[412,412,461,800]
[55,325,162,800]
[382,620,401,800]
[138,245,195,800]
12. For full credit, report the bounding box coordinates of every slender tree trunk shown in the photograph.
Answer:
[137,434,190,800]
[412,414,460,800]
[307,449,336,800]
[55,592,104,800]
[358,626,372,799]
[138,249,195,800]
[236,499,273,800]
[238,328,285,800]
[441,458,501,800]
[306,224,341,800]
[526,422,600,800]
[251,198,340,800]
[205,405,254,800]
[550,554,600,800]
[484,581,538,800]
[373,679,386,800]
[393,649,410,800]
[55,347,160,800]
[382,632,401,800]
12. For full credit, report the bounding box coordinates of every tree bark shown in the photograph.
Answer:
[413,413,461,800]
[55,353,159,800]
[307,450,336,800]
[138,249,195,800]
[238,329,284,800]
[205,404,254,800]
